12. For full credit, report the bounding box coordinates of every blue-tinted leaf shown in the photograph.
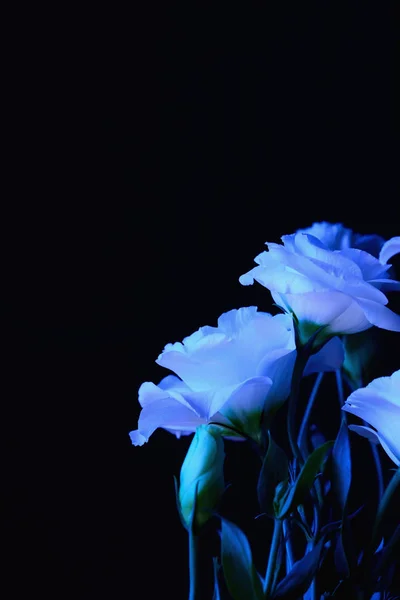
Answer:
[272,538,326,599]
[221,519,264,600]
[331,416,353,578]
[371,524,400,587]
[276,441,334,519]
[334,534,350,579]
[257,432,289,517]
[332,417,351,511]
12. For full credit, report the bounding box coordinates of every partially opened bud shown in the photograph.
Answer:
[179,425,225,530]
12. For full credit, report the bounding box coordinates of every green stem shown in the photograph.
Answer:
[297,372,324,456]
[335,369,344,406]
[288,348,311,468]
[188,529,199,600]
[283,519,294,572]
[264,519,283,597]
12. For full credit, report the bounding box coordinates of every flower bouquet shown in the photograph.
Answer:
[130,223,400,599]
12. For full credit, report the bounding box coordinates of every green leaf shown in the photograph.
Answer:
[257,432,289,518]
[371,524,400,588]
[220,518,264,600]
[331,416,354,578]
[275,441,334,519]
[271,538,326,599]
[332,417,351,512]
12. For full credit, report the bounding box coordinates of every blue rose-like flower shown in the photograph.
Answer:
[240,228,400,338]
[130,307,344,445]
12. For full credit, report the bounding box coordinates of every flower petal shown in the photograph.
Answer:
[340,248,391,281]
[342,382,400,465]
[297,222,353,250]
[157,308,294,390]
[218,376,273,439]
[368,279,400,292]
[157,334,238,391]
[356,297,400,332]
[257,349,297,413]
[348,424,380,444]
[379,236,400,265]
[348,425,400,467]
[130,394,204,445]
[276,236,387,303]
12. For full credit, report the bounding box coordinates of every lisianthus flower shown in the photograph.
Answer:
[239,229,400,340]
[342,369,400,466]
[130,307,344,445]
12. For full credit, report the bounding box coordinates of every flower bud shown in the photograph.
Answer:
[273,479,290,518]
[179,425,225,530]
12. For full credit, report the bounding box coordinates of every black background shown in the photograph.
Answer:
[7,4,399,599]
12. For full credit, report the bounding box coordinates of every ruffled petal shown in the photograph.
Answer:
[218,376,273,439]
[130,395,204,445]
[348,425,400,466]
[340,248,391,281]
[157,308,295,390]
[326,299,372,334]
[239,267,259,286]
[342,385,400,464]
[368,279,400,292]
[297,222,353,250]
[277,236,387,303]
[356,297,400,332]
[257,349,297,413]
[157,334,238,391]
[350,370,400,407]
[379,236,400,265]
[347,424,380,444]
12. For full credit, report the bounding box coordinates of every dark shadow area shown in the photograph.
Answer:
[8,5,398,598]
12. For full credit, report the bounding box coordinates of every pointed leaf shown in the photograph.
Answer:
[257,432,289,517]
[221,519,264,600]
[332,417,352,512]
[272,538,326,599]
[276,441,334,519]
[331,416,354,578]
[371,524,400,585]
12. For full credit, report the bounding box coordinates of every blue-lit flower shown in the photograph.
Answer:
[179,424,225,529]
[240,228,400,339]
[130,307,344,445]
[342,369,400,466]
